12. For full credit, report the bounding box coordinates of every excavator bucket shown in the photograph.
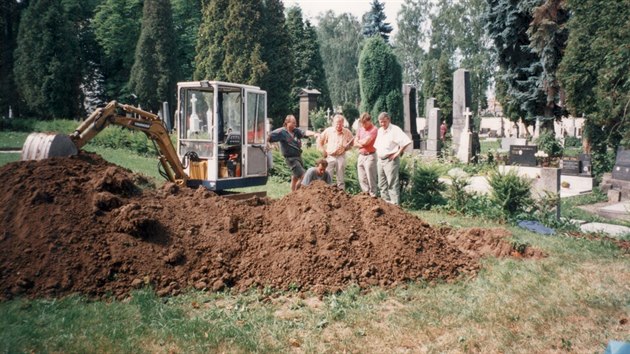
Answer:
[21,133,78,161]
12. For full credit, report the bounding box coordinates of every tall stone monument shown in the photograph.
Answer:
[298,88,320,130]
[402,84,421,149]
[425,108,441,157]
[451,69,471,155]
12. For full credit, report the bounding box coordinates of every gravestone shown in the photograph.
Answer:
[562,159,580,175]
[508,145,537,166]
[298,88,320,130]
[456,107,474,163]
[402,84,421,149]
[451,69,471,155]
[579,153,593,176]
[500,137,527,151]
[425,97,437,122]
[612,149,630,181]
[424,108,441,156]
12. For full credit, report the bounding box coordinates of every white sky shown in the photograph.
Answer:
[287,0,404,33]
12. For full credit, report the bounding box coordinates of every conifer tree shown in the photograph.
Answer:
[260,0,293,125]
[194,0,229,80]
[172,0,202,81]
[0,0,25,117]
[128,0,179,113]
[485,0,545,128]
[359,36,403,126]
[286,6,331,115]
[362,0,393,42]
[92,0,143,102]
[14,0,81,118]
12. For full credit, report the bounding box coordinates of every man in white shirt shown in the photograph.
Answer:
[317,114,354,189]
[373,112,412,205]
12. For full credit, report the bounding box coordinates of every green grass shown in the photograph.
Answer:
[0,153,20,166]
[0,131,29,149]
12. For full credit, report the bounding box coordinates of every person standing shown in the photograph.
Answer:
[374,112,412,205]
[317,114,354,189]
[268,115,318,192]
[440,120,447,142]
[301,159,333,186]
[354,112,378,196]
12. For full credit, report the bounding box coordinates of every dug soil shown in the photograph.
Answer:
[0,153,542,300]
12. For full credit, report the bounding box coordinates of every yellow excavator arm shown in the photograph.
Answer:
[22,101,188,186]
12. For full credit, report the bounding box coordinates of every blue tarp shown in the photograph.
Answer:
[517,220,555,235]
[605,341,630,354]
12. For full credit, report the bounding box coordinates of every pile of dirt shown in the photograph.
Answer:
[0,153,540,300]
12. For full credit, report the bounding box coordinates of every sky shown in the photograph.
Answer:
[287,0,404,33]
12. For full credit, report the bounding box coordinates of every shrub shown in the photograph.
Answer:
[439,176,503,219]
[309,108,329,131]
[488,169,533,218]
[401,161,446,210]
[535,130,563,157]
[563,136,581,148]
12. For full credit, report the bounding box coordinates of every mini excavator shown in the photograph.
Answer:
[21,81,270,195]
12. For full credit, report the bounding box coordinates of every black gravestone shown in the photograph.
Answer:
[579,153,593,176]
[562,159,580,175]
[612,149,630,181]
[508,145,537,166]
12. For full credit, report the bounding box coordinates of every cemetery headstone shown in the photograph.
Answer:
[579,153,593,176]
[298,88,320,130]
[403,84,421,149]
[612,149,630,181]
[456,107,474,163]
[508,145,537,166]
[561,158,580,175]
[500,137,527,151]
[425,108,441,156]
[451,69,471,155]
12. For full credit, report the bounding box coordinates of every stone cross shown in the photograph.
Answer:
[463,107,473,132]
[326,107,331,121]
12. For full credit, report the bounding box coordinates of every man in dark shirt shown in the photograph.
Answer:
[268,115,318,191]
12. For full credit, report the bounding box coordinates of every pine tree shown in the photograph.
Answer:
[359,36,403,126]
[362,0,393,43]
[172,0,202,81]
[221,1,267,85]
[92,0,143,102]
[485,0,546,129]
[194,0,229,80]
[286,7,332,115]
[260,0,293,125]
[0,0,26,117]
[128,0,178,113]
[14,0,81,118]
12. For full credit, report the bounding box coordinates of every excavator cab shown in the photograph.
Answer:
[176,81,268,191]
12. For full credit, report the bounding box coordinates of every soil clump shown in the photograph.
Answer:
[0,154,540,300]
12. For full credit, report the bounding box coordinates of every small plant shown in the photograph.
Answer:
[535,130,563,157]
[488,169,533,218]
[401,161,446,210]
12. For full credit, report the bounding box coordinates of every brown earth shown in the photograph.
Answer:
[0,153,543,300]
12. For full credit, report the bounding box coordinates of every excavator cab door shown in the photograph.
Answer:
[243,89,267,177]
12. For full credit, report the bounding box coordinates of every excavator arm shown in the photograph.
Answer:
[23,101,188,186]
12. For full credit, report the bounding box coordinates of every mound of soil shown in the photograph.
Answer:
[0,154,540,300]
